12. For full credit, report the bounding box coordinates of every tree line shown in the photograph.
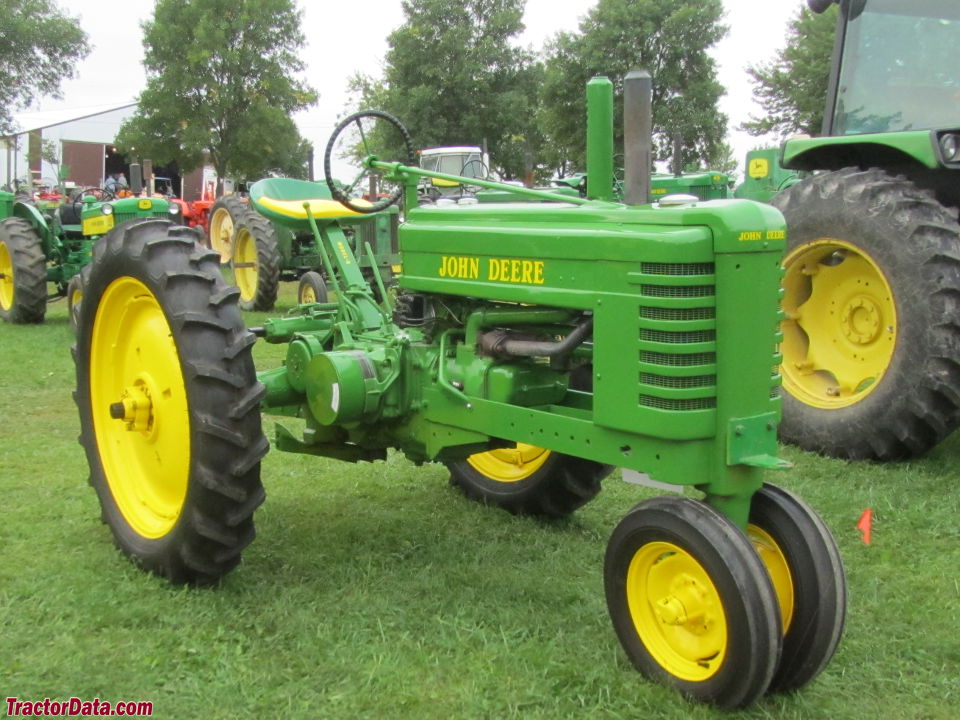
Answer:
[1,0,835,187]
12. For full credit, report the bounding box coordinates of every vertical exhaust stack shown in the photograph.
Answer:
[624,69,652,206]
[586,76,615,202]
[128,163,143,196]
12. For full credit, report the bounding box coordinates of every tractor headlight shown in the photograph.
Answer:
[939,133,960,162]
[101,204,113,215]
[168,204,180,215]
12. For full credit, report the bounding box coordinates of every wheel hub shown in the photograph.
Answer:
[111,378,155,435]
[841,295,882,344]
[654,573,712,632]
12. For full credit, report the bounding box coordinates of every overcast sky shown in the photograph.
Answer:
[16,0,803,175]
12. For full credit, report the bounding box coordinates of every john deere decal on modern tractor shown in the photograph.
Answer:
[771,0,960,459]
[0,171,182,327]
[73,75,845,709]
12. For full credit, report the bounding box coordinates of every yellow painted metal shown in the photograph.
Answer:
[781,238,897,409]
[233,227,258,302]
[747,524,795,633]
[90,277,190,539]
[0,241,13,310]
[625,541,728,682]
[82,213,115,236]
[256,195,368,220]
[466,443,552,482]
[208,207,235,262]
[300,284,317,304]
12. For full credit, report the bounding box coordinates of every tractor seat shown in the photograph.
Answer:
[249,177,372,230]
[58,202,83,227]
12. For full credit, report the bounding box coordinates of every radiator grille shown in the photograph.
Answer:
[641,284,714,298]
[640,350,716,367]
[641,262,715,276]
[640,328,716,344]
[640,306,715,321]
[641,373,716,389]
[640,395,717,411]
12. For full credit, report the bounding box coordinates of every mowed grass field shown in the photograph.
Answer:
[1,280,958,719]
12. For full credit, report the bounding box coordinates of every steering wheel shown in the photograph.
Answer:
[458,158,491,194]
[324,110,415,214]
[73,187,115,202]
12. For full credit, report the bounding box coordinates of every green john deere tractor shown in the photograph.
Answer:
[72,75,845,709]
[225,183,399,312]
[770,0,960,459]
[0,177,182,326]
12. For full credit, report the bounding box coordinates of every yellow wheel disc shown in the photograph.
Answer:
[209,207,235,262]
[747,524,795,633]
[466,443,552,482]
[70,284,83,309]
[0,241,13,311]
[781,239,897,409]
[625,541,728,681]
[300,284,317,304]
[233,227,258,303]
[90,277,191,539]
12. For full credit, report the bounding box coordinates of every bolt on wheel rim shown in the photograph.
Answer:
[467,443,551,482]
[626,541,728,681]
[781,238,897,409]
[209,208,234,262]
[747,524,795,633]
[90,277,190,538]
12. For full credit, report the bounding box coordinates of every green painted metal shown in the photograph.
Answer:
[586,76,616,202]
[733,148,800,203]
[782,130,941,171]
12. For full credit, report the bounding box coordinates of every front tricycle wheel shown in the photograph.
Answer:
[74,219,268,584]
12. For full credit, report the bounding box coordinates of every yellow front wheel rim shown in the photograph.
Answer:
[233,228,258,302]
[0,242,14,311]
[747,525,795,633]
[89,277,191,538]
[781,238,897,409]
[300,284,317,304]
[626,541,727,682]
[467,443,552,482]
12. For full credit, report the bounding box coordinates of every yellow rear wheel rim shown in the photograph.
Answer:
[626,541,728,682]
[90,277,191,539]
[747,524,795,633]
[781,239,896,409]
[209,208,234,262]
[0,241,14,311]
[234,228,258,302]
[467,443,551,482]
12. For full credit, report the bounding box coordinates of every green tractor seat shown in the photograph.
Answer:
[249,177,372,230]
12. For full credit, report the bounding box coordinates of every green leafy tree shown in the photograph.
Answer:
[0,0,90,135]
[540,0,729,174]
[349,0,541,181]
[117,0,317,185]
[742,4,837,137]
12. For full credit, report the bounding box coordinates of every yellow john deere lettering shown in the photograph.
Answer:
[436,255,546,285]
[738,231,763,242]
[82,214,115,236]
[336,241,353,265]
[766,230,786,240]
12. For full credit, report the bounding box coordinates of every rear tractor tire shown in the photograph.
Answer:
[74,218,268,584]
[772,167,960,459]
[207,194,248,264]
[232,211,280,312]
[0,217,47,324]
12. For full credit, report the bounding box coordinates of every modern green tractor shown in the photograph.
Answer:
[0,180,182,326]
[772,0,960,459]
[72,75,845,708]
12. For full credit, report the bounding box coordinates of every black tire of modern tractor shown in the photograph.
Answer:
[74,218,268,585]
[448,450,610,518]
[207,194,248,263]
[772,167,960,460]
[232,211,280,312]
[0,217,47,324]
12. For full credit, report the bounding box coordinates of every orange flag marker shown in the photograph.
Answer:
[857,508,873,545]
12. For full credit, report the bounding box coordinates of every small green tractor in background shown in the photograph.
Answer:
[758,0,960,460]
[73,75,845,709]
[0,178,182,326]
